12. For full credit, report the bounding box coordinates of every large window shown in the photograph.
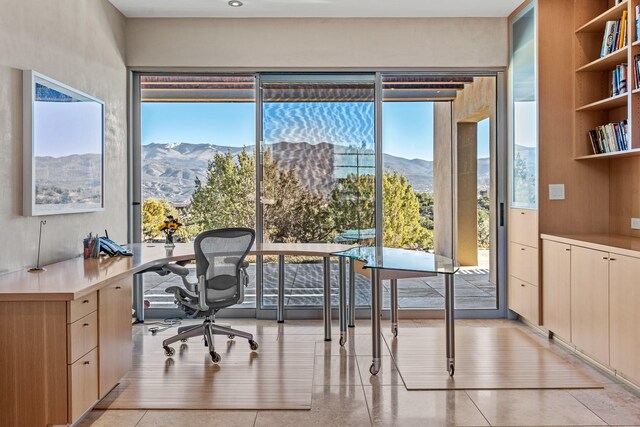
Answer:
[139,75,257,311]
[259,75,376,308]
[510,4,537,209]
[133,72,502,317]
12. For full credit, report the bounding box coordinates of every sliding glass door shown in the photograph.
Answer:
[135,74,257,315]
[131,71,506,319]
[258,74,376,309]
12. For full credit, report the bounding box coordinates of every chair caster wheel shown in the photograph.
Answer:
[249,340,259,351]
[181,338,188,343]
[228,334,235,340]
[210,351,221,363]
[164,346,175,357]
[339,336,346,347]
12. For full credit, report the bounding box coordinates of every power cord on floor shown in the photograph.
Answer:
[146,318,183,335]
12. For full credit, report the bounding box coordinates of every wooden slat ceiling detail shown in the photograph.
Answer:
[140,75,472,102]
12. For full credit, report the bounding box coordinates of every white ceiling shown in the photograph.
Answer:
[108,0,523,18]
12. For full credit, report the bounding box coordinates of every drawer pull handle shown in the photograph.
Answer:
[83,323,89,327]
[603,257,609,260]
[521,284,525,287]
[610,258,616,261]
[565,248,571,251]
[84,361,90,365]
[520,212,525,215]
[115,286,122,290]
[82,300,90,304]
[520,248,525,251]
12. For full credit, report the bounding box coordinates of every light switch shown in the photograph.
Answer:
[549,184,565,200]
[631,218,640,230]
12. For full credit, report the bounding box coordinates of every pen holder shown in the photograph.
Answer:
[84,237,100,259]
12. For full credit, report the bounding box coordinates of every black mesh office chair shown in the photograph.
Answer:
[160,228,257,363]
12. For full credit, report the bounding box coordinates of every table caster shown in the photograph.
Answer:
[339,334,346,347]
[448,360,455,377]
[391,324,398,337]
[369,358,381,375]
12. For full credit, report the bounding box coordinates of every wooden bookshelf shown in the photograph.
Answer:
[576,0,628,33]
[575,0,635,160]
[576,92,628,110]
[576,48,627,72]
[575,147,640,160]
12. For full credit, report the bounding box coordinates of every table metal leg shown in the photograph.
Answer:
[445,274,455,376]
[390,278,398,337]
[370,269,382,375]
[323,256,331,341]
[277,254,285,323]
[133,273,144,323]
[339,258,347,346]
[348,259,356,327]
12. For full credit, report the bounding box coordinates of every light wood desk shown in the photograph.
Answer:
[0,242,353,427]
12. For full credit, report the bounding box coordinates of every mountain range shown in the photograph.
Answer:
[142,142,490,204]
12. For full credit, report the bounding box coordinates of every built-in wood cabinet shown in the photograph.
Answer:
[0,280,133,426]
[69,348,99,422]
[99,277,133,398]
[542,240,571,341]
[509,242,539,285]
[508,208,540,324]
[609,253,640,384]
[508,276,539,322]
[542,234,640,388]
[570,245,610,365]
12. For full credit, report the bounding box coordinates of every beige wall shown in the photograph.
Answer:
[126,18,508,69]
[434,102,453,258]
[0,0,127,274]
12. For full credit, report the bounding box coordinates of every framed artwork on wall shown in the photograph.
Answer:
[23,70,104,216]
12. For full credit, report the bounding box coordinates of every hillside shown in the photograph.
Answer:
[141,142,491,204]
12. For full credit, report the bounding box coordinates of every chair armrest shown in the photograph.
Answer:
[162,263,190,277]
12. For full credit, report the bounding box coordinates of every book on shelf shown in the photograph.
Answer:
[635,54,640,89]
[601,11,627,58]
[588,120,629,154]
[637,5,640,42]
[612,63,628,96]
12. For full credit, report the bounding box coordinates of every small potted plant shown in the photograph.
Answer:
[159,215,182,248]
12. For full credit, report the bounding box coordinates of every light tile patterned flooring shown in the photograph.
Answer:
[143,262,497,311]
[79,319,640,427]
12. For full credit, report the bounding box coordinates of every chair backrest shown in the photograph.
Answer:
[193,228,255,308]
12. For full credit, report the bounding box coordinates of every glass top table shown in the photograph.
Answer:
[332,246,459,275]
[333,246,459,376]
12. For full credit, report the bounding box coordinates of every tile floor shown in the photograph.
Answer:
[78,319,640,427]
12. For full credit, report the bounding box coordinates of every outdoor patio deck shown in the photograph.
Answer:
[142,261,496,312]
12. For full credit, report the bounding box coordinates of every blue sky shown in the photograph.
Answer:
[34,101,103,157]
[142,102,490,161]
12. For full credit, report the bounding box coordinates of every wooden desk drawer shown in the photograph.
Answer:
[68,292,97,323]
[68,348,98,423]
[68,311,98,364]
[508,275,539,324]
[509,243,539,285]
[509,209,539,248]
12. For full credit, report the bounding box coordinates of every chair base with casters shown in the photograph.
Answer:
[162,316,258,363]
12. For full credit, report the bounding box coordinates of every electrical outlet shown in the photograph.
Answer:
[549,184,565,200]
[631,218,640,230]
